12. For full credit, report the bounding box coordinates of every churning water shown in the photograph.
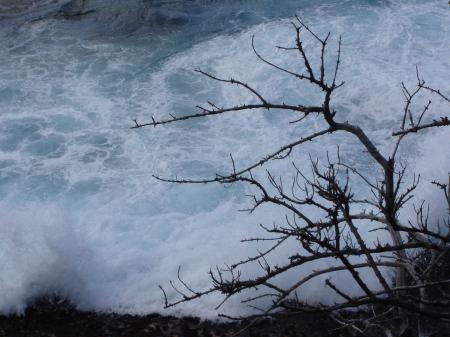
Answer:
[0,0,449,317]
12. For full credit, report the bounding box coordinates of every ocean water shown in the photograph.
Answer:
[0,0,449,317]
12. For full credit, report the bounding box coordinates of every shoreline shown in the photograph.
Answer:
[0,297,342,337]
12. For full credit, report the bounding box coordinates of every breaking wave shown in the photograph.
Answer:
[0,0,448,317]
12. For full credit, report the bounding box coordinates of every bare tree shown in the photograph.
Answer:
[133,18,450,337]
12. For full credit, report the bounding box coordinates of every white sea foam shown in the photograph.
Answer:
[0,0,449,317]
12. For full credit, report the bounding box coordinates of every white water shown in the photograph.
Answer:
[0,0,449,317]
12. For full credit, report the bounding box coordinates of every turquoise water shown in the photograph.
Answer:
[0,0,449,316]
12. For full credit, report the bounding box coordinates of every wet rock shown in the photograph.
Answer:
[57,0,95,18]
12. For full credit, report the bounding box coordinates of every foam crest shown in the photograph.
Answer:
[0,0,448,316]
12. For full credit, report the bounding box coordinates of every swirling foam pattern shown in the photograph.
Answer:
[0,0,449,316]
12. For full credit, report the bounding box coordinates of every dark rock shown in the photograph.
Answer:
[57,0,95,18]
[6,295,449,337]
[0,296,347,337]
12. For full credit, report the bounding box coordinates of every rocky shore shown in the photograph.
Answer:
[0,297,346,337]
